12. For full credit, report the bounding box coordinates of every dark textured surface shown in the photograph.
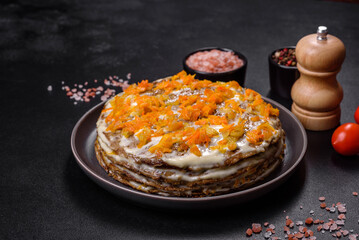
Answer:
[1,0,359,239]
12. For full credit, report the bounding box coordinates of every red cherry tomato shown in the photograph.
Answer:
[331,123,359,156]
[355,106,359,124]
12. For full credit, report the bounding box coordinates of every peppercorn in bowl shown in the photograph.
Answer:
[268,46,299,99]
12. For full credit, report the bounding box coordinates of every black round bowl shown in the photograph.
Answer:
[183,47,247,86]
[268,46,299,99]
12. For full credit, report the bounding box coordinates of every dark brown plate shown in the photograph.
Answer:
[71,97,307,210]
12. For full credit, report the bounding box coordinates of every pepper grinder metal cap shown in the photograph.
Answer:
[317,26,328,40]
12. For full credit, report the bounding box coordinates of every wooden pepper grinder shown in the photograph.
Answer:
[291,26,346,131]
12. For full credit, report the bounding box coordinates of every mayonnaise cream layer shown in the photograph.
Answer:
[97,130,284,182]
[98,140,282,196]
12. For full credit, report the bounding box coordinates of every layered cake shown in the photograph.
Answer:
[95,71,285,197]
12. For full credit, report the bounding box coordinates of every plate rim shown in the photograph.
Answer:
[71,97,307,204]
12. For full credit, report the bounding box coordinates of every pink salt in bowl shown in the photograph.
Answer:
[183,47,247,86]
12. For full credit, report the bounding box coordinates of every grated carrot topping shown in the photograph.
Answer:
[136,127,153,148]
[194,118,209,126]
[124,80,153,94]
[168,121,184,131]
[190,145,202,157]
[101,107,113,113]
[149,133,177,155]
[246,122,275,144]
[190,80,213,90]
[102,71,279,157]
[251,116,260,122]
[208,115,228,125]
[227,80,241,89]
[185,128,211,147]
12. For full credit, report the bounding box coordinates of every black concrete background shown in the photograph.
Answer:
[1,0,359,239]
